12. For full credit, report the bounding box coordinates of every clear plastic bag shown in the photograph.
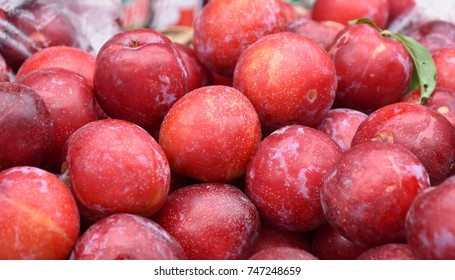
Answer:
[0,0,123,71]
[389,0,455,33]
[389,0,455,52]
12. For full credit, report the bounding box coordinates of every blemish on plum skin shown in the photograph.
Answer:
[306,89,318,103]
[371,130,394,144]
[438,106,449,114]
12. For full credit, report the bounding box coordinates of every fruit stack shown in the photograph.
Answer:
[0,0,454,260]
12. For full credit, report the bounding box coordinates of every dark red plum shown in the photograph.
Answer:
[63,119,170,227]
[352,102,455,185]
[327,23,413,113]
[94,28,188,131]
[193,0,287,76]
[0,82,53,170]
[312,0,390,29]
[248,223,311,257]
[70,213,186,260]
[287,17,345,50]
[246,125,342,232]
[402,87,455,127]
[312,223,368,260]
[17,68,98,172]
[153,183,260,260]
[248,246,317,260]
[321,141,430,247]
[357,243,415,260]
[317,108,368,152]
[406,176,455,259]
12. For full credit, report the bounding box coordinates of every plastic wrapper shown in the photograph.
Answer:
[149,0,203,30]
[389,0,455,33]
[388,0,455,52]
[0,0,123,71]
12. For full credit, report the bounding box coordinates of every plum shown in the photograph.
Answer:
[94,28,188,131]
[352,102,455,185]
[402,87,455,127]
[0,82,53,170]
[0,166,79,259]
[317,108,368,152]
[234,32,337,134]
[159,85,261,183]
[321,141,430,247]
[17,67,98,172]
[406,176,455,259]
[327,23,413,113]
[246,125,342,232]
[248,246,317,260]
[193,0,287,76]
[70,213,186,260]
[153,183,260,260]
[312,0,390,29]
[312,223,368,260]
[357,243,415,260]
[63,119,170,227]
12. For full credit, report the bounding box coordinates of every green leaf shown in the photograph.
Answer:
[349,18,382,32]
[382,31,436,104]
[350,18,437,105]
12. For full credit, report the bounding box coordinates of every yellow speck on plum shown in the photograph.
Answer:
[371,130,394,144]
[306,89,318,103]
[437,106,450,114]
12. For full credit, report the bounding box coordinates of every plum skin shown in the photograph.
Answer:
[320,141,430,247]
